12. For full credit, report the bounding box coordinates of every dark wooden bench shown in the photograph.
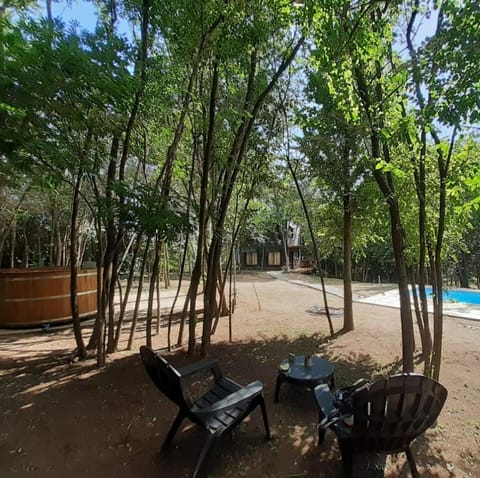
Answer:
[140,346,271,478]
[315,373,447,477]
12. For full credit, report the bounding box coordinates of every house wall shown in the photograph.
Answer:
[240,245,286,271]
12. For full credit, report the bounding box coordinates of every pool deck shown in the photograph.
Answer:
[269,272,480,322]
[357,288,480,322]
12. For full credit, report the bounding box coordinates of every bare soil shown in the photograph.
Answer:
[1,272,479,477]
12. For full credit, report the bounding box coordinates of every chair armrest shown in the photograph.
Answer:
[314,383,337,417]
[193,380,264,417]
[315,384,353,438]
[339,378,370,394]
[178,358,222,380]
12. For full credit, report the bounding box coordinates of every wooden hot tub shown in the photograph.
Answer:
[0,267,97,328]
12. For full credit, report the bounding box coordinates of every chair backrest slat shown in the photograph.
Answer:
[351,373,447,450]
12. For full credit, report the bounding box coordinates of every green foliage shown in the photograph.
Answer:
[1,0,479,290]
[420,1,480,126]
[300,10,388,263]
[114,183,191,240]
[0,18,137,179]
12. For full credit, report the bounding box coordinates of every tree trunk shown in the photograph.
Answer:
[354,59,414,373]
[146,236,161,348]
[184,250,203,354]
[281,221,290,271]
[10,219,16,268]
[163,243,170,288]
[211,201,249,336]
[229,252,233,342]
[46,0,52,21]
[199,38,305,356]
[0,188,28,264]
[70,169,87,359]
[170,134,196,350]
[86,181,104,353]
[168,233,188,351]
[212,254,230,334]
[390,202,415,372]
[49,210,55,266]
[343,190,354,331]
[96,248,106,367]
[113,234,142,351]
[127,237,151,350]
[156,263,161,335]
[23,223,29,267]
[87,245,102,352]
[286,155,334,336]
[103,136,120,355]
[201,238,221,356]
[184,60,219,355]
[106,254,118,353]
[456,253,469,288]
[400,93,432,374]
[37,233,41,267]
[430,128,456,380]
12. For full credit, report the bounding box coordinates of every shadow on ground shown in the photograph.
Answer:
[0,331,455,478]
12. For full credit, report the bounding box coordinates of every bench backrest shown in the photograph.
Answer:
[351,373,447,451]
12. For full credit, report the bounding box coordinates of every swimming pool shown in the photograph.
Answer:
[421,286,480,305]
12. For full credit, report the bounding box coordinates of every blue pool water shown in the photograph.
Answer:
[421,286,480,305]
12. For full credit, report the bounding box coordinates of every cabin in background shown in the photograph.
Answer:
[239,222,303,271]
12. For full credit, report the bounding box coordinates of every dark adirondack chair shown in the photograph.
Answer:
[139,346,271,478]
[314,373,447,477]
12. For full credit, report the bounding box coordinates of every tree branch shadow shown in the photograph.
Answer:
[0,332,464,477]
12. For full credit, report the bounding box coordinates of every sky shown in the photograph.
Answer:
[51,0,131,36]
[52,0,97,30]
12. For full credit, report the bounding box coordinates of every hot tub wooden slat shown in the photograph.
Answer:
[0,268,97,327]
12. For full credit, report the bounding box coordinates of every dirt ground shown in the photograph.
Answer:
[1,272,479,478]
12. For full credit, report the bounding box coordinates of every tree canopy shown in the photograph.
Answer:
[0,0,479,374]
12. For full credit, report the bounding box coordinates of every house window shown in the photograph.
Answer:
[268,251,281,266]
[245,251,258,266]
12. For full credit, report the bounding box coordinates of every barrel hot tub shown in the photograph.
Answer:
[0,267,97,328]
